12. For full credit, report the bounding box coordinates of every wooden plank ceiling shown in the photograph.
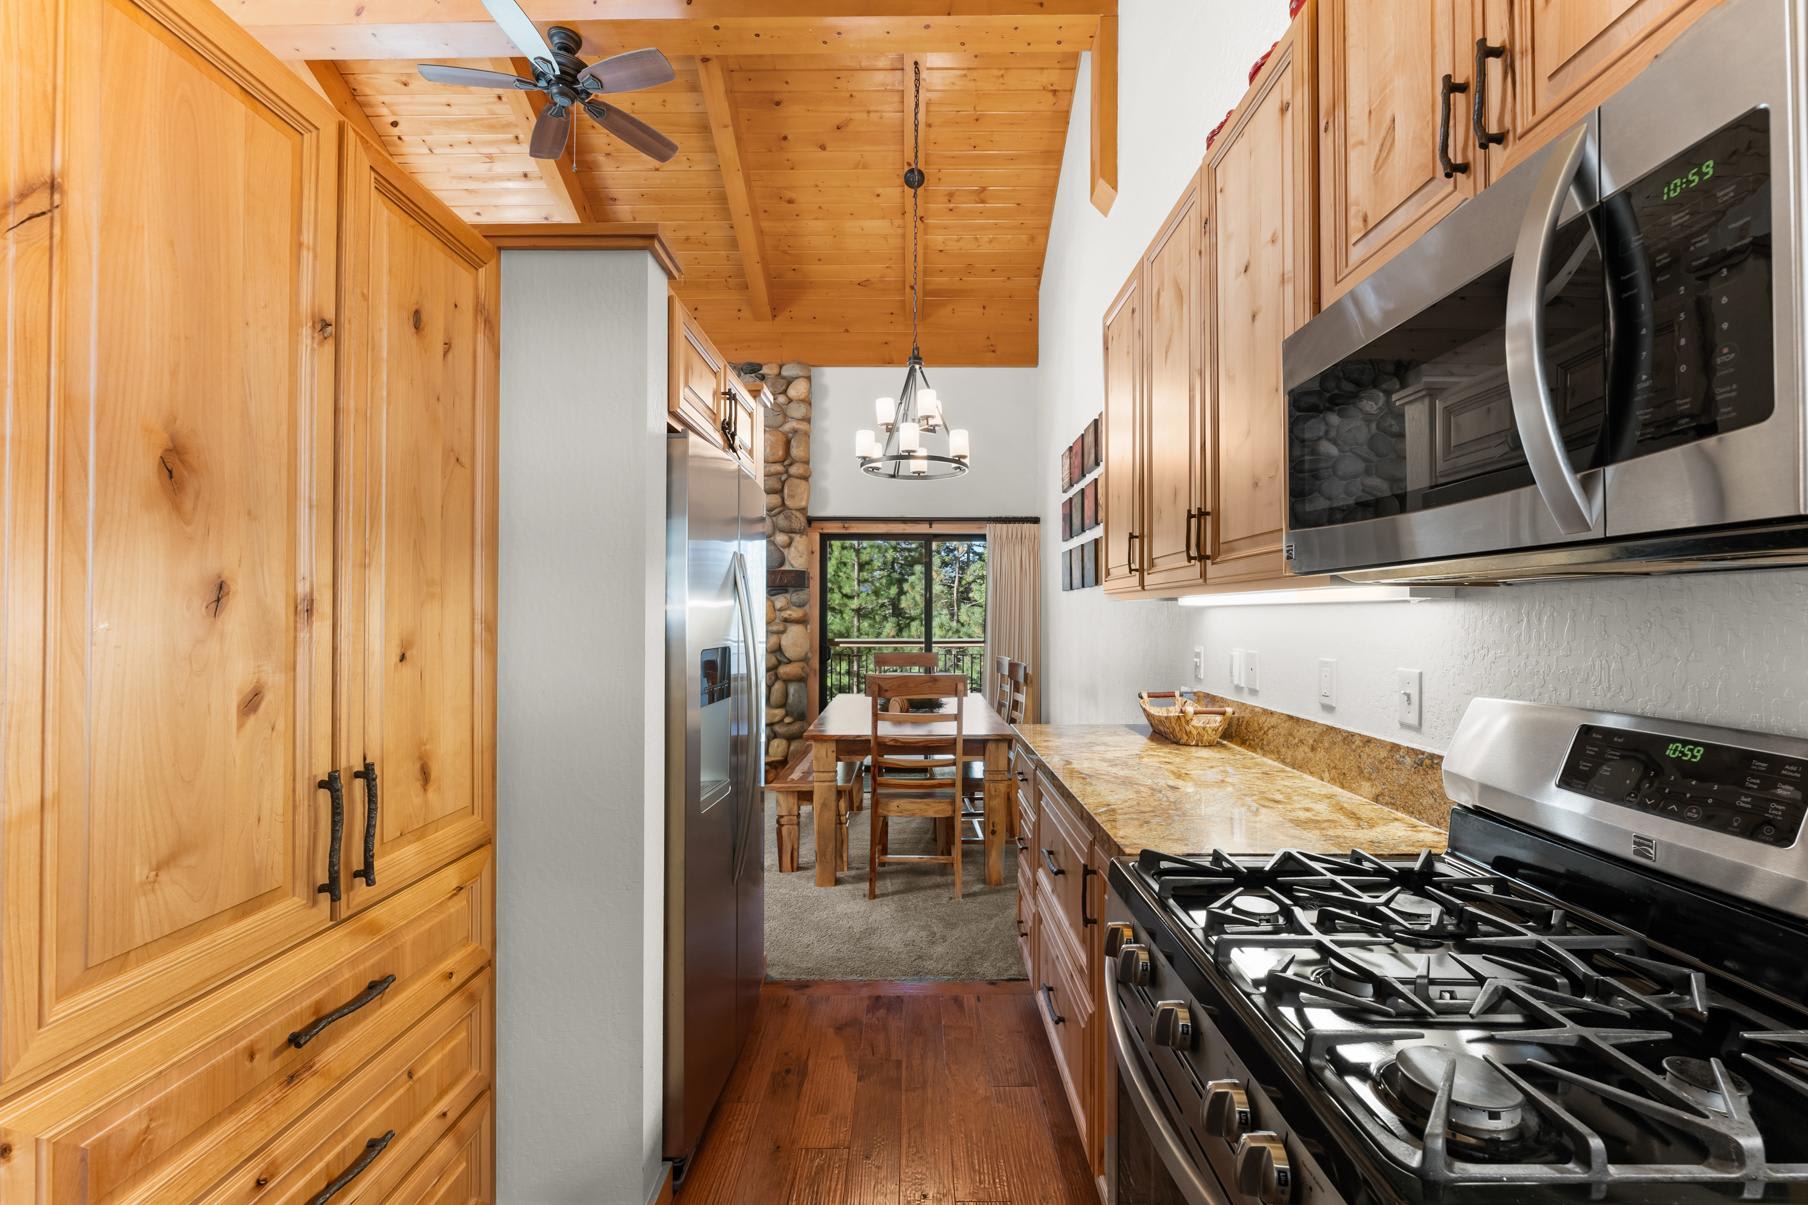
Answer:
[238,3,1112,366]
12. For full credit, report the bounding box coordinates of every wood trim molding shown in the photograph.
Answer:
[1089,14,1118,215]
[304,60,384,147]
[697,56,773,321]
[472,223,683,278]
[647,1163,674,1205]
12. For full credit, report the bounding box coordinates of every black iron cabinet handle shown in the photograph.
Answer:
[1472,39,1507,148]
[1438,73,1471,178]
[352,760,379,887]
[305,1130,395,1205]
[1041,982,1065,1025]
[316,770,344,903]
[1081,865,1098,926]
[288,974,397,1049]
[1041,847,1065,876]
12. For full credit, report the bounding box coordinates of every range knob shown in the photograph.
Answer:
[1116,943,1152,986]
[1150,1000,1193,1049]
[1103,921,1135,958]
[1233,1132,1292,1205]
[1202,1078,1252,1143]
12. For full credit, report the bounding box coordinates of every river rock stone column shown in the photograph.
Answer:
[745,361,812,765]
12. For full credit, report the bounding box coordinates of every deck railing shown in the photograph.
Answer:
[823,639,986,700]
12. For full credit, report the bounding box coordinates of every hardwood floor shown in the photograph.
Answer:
[678,981,1098,1205]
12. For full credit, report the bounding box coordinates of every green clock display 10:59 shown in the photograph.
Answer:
[1661,158,1715,201]
[1666,741,1706,763]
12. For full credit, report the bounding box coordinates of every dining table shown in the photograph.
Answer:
[799,691,1017,888]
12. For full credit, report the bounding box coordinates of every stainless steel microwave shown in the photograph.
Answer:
[1281,0,1808,583]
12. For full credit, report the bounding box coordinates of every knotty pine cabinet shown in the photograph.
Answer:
[0,0,496,1195]
[670,295,763,475]
[1319,0,1722,301]
[1103,7,1317,597]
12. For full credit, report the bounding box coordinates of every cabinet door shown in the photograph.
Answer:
[1100,268,1144,592]
[1318,0,1476,301]
[1208,23,1315,582]
[338,136,497,914]
[1483,0,1718,178]
[0,0,338,1087]
[1140,172,1209,590]
[670,297,728,443]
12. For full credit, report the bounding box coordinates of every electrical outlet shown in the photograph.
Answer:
[1192,646,1205,683]
[1318,658,1336,708]
[1244,650,1260,692]
[1397,668,1423,729]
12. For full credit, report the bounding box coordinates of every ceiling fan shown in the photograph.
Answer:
[417,0,679,163]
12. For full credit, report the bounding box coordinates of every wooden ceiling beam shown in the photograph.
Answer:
[498,57,597,223]
[1088,13,1117,215]
[231,1,1114,24]
[303,60,386,147]
[696,56,773,322]
[238,16,1105,62]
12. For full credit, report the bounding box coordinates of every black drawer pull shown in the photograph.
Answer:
[1438,73,1471,178]
[306,1130,395,1205]
[352,760,379,887]
[1041,982,1065,1025]
[1041,847,1064,876]
[1014,836,1028,852]
[288,974,397,1049]
[1081,865,1098,927]
[316,770,344,903]
[1472,38,1507,148]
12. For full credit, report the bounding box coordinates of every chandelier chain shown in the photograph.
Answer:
[911,59,922,347]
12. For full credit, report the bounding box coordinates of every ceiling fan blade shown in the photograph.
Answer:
[577,48,676,95]
[582,100,679,163]
[418,64,538,90]
[529,102,573,159]
[480,0,555,66]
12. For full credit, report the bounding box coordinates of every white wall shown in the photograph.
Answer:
[1201,572,1808,753]
[1036,2,1288,721]
[1031,1,1808,754]
[812,364,1042,518]
[496,249,668,1204]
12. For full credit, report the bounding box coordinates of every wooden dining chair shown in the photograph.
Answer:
[991,654,1013,718]
[873,650,937,671]
[867,672,968,899]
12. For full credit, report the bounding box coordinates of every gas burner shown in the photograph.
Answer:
[1376,1046,1536,1151]
[1229,893,1282,919]
[1662,1055,1754,1114]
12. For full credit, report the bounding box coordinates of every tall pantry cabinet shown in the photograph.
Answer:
[0,0,497,1198]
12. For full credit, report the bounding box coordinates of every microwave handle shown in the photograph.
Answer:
[1505,121,1603,536]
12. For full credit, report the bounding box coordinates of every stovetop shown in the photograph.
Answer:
[1133,845,1808,1201]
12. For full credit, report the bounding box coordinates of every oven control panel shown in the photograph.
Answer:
[1559,723,1804,846]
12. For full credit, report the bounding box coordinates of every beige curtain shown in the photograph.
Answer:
[984,522,1041,722]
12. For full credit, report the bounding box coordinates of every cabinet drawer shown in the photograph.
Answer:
[387,1091,492,1204]
[203,969,493,1204]
[1016,850,1036,979]
[0,848,492,1203]
[1034,772,1094,952]
[1032,890,1095,1149]
[1013,747,1037,840]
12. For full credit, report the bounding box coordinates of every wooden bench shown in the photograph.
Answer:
[766,746,864,874]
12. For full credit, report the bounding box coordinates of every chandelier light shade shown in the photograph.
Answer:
[857,60,972,482]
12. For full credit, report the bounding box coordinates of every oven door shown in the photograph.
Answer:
[1282,120,1609,577]
[1104,972,1229,1205]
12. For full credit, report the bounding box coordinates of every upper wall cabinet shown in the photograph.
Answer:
[1480,0,1722,178]
[337,135,499,915]
[0,0,340,1087]
[1206,15,1316,584]
[1140,173,1210,591]
[670,296,761,475]
[1317,0,1478,303]
[1101,269,1145,593]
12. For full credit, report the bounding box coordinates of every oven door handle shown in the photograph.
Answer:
[1505,120,1603,536]
[1104,972,1230,1205]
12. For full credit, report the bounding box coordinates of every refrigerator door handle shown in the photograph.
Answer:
[729,551,762,883]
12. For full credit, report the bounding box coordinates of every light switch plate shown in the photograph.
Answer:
[1244,651,1260,692]
[1192,646,1205,682]
[1230,649,1244,688]
[1318,658,1336,708]
[1397,668,1422,728]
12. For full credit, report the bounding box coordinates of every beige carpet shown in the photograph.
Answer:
[762,795,1026,981]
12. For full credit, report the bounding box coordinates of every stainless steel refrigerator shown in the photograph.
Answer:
[663,430,765,1173]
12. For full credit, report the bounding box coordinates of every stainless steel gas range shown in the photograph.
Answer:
[1104,699,1808,1204]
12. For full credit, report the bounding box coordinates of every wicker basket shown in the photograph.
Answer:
[1138,692,1234,747]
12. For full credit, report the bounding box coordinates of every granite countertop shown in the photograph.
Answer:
[1013,723,1448,858]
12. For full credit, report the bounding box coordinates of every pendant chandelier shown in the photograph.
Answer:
[855,60,971,481]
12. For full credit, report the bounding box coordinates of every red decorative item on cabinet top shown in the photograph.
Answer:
[1250,37,1279,83]
[1289,0,1306,15]
[1206,108,1233,150]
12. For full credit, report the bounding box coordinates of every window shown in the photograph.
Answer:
[819,534,988,704]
